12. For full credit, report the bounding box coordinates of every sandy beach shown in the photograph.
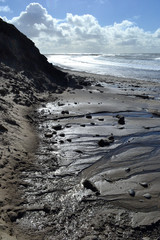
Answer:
[1,67,160,239]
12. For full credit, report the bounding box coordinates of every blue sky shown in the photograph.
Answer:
[1,0,160,53]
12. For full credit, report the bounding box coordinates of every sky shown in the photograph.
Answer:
[0,0,160,54]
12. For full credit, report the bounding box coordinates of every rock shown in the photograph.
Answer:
[59,133,65,137]
[0,124,8,133]
[98,139,110,147]
[58,102,64,106]
[128,189,135,197]
[98,118,104,121]
[66,125,71,128]
[125,167,131,173]
[52,124,62,131]
[0,88,8,96]
[98,135,114,147]
[75,150,83,154]
[143,126,150,130]
[44,132,53,138]
[8,211,18,222]
[95,83,102,87]
[82,179,100,196]
[86,114,92,119]
[143,193,151,199]
[139,182,148,188]
[5,118,19,126]
[108,134,114,143]
[116,114,125,125]
[80,124,86,127]
[43,204,51,213]
[61,110,69,114]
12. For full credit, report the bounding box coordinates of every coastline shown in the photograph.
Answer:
[1,68,160,239]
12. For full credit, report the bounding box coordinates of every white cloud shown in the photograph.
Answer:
[0,5,10,12]
[5,3,160,53]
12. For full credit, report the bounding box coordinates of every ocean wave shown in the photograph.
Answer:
[46,53,160,82]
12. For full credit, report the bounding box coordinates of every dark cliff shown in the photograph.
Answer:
[0,19,68,91]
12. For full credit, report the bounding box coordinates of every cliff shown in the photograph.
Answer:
[0,18,67,91]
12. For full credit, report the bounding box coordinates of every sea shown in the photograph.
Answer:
[46,53,160,82]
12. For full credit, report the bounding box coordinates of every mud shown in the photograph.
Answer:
[9,71,160,239]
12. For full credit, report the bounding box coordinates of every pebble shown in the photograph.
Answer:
[44,132,53,138]
[98,139,110,147]
[125,167,131,173]
[108,134,114,143]
[61,110,69,114]
[128,189,135,197]
[143,193,151,199]
[86,114,92,119]
[116,114,125,125]
[139,182,148,188]
[98,118,104,121]
[52,124,62,131]
[59,133,65,137]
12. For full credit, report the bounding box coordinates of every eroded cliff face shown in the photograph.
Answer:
[0,18,68,91]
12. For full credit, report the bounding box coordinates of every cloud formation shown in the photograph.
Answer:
[5,3,160,53]
[0,5,10,12]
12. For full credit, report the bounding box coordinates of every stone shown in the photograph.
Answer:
[44,132,53,138]
[86,114,92,119]
[108,134,114,143]
[98,139,110,147]
[59,133,65,137]
[5,118,19,126]
[143,193,151,199]
[52,124,62,131]
[125,167,131,173]
[75,150,83,154]
[83,179,100,195]
[139,182,148,188]
[61,110,69,114]
[0,124,8,133]
[8,211,18,222]
[43,204,51,213]
[98,118,104,121]
[128,189,135,197]
[98,135,114,147]
[116,114,125,125]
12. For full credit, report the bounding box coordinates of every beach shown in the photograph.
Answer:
[1,66,160,239]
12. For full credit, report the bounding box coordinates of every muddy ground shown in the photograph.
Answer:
[1,68,160,239]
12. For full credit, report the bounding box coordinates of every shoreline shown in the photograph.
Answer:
[1,67,160,239]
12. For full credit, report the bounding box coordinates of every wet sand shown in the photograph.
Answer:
[1,68,160,239]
